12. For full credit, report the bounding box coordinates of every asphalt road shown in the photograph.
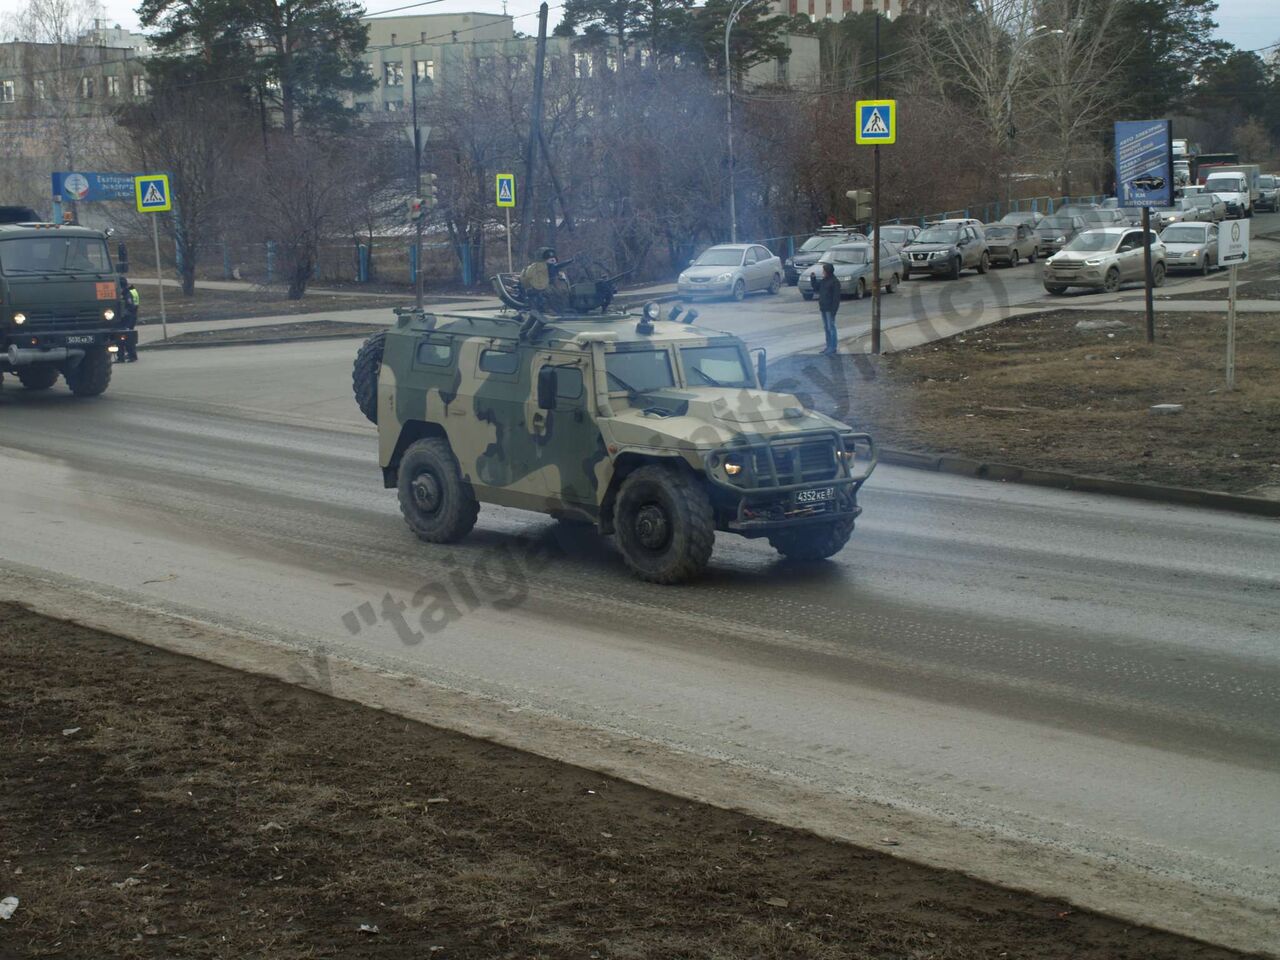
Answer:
[1,342,1278,952]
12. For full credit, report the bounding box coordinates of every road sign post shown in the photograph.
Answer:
[134,174,171,341]
[496,174,516,273]
[856,25,894,356]
[1220,220,1250,390]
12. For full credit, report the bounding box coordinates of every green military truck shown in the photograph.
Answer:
[352,301,877,583]
[0,213,135,397]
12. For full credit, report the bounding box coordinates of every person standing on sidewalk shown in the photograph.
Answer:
[814,262,841,354]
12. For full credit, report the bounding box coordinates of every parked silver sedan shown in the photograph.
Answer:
[798,241,903,300]
[678,244,784,301]
[1160,222,1219,275]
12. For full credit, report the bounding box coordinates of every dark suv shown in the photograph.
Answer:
[901,223,989,279]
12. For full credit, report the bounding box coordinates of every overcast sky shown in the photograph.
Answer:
[2,0,1277,55]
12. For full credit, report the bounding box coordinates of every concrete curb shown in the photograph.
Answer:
[880,448,1280,517]
[141,330,377,351]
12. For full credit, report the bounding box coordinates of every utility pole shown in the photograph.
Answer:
[725,0,751,243]
[519,2,549,264]
[411,68,424,308]
[871,12,882,356]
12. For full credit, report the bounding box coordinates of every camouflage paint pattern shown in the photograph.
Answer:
[377,308,863,519]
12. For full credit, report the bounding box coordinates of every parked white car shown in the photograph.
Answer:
[678,244,784,301]
[1160,222,1220,275]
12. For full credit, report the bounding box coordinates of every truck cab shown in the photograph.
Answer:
[0,221,135,396]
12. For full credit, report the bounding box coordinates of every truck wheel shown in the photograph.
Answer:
[769,519,854,561]
[397,438,480,544]
[63,348,112,397]
[614,464,714,584]
[352,331,386,425]
[16,366,59,391]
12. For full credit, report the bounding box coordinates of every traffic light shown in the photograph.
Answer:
[408,197,424,221]
[845,189,872,222]
[424,172,439,209]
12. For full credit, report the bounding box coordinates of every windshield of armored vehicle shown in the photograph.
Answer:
[681,345,752,388]
[606,348,675,393]
[0,236,111,276]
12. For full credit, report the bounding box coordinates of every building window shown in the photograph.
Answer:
[106,76,120,96]
[131,75,149,97]
[384,100,402,112]
[80,77,95,98]
[414,59,434,81]
[776,55,790,84]
[384,61,404,86]
[574,51,593,78]
[1,80,14,103]
[390,32,397,45]
[34,78,46,99]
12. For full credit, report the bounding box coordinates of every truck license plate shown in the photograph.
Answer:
[66,335,96,345]
[796,487,834,504]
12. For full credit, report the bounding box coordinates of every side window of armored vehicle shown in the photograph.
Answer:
[479,347,519,376]
[415,339,455,367]
[555,366,584,401]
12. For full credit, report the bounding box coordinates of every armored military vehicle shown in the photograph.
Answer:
[352,302,877,583]
[0,219,135,397]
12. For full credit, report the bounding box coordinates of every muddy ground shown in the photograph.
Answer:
[0,605,1257,959]
[1161,254,1279,301]
[771,308,1280,496]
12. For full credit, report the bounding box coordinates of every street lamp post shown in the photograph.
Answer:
[725,0,752,243]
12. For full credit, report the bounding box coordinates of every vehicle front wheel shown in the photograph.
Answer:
[1103,268,1121,293]
[613,464,715,584]
[352,330,386,424]
[16,365,59,391]
[801,290,814,301]
[397,438,480,544]
[852,278,866,300]
[1009,249,1020,267]
[62,347,111,397]
[1152,262,1166,287]
[949,257,962,280]
[768,274,782,294]
[977,251,990,274]
[731,279,746,302]
[1044,283,1068,295]
[769,520,854,561]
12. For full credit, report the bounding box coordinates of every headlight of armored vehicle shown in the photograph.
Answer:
[103,308,115,321]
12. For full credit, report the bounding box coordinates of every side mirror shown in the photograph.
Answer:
[751,348,767,389]
[537,366,558,410]
[117,241,129,275]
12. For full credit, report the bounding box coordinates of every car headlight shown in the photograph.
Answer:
[12,312,25,325]
[715,273,733,282]
[928,251,944,259]
[678,273,689,283]
[103,308,115,321]
[784,258,793,267]
[1084,258,1103,266]
[1055,236,1066,243]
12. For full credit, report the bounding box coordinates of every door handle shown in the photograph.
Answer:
[532,412,547,430]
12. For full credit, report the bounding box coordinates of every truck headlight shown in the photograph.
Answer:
[723,457,743,476]
[12,312,25,325]
[103,308,115,321]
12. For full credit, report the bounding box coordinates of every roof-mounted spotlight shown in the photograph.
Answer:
[637,301,659,335]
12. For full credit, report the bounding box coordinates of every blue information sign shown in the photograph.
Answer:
[1114,120,1173,207]
[51,171,145,203]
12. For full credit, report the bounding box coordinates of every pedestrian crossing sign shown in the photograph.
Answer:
[855,100,896,145]
[495,173,515,208]
[134,174,171,213]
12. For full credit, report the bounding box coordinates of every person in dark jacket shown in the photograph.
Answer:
[813,262,841,354]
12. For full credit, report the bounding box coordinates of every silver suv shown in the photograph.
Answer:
[1042,227,1166,295]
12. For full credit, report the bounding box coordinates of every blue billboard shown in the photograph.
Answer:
[51,171,144,203]
[1115,120,1173,207]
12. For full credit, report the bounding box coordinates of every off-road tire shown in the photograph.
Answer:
[614,464,714,584]
[397,438,480,544]
[352,331,386,425]
[977,252,990,274]
[732,279,746,302]
[1044,283,1068,295]
[1152,262,1166,287]
[1103,268,1121,293]
[852,278,866,300]
[949,257,962,280]
[768,519,854,561]
[768,274,782,294]
[63,347,111,397]
[16,365,59,391]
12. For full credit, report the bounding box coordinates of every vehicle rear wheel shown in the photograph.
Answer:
[732,279,746,302]
[614,464,714,584]
[949,257,962,280]
[352,330,386,424]
[902,266,911,281]
[1200,256,1210,276]
[397,438,480,544]
[769,519,854,561]
[1103,268,1121,293]
[62,347,111,397]
[16,365,59,391]
[852,278,866,300]
[885,273,900,293]
[1152,262,1166,287]
[1028,249,1038,263]
[1044,283,1068,295]
[977,251,990,274]
[768,274,782,294]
